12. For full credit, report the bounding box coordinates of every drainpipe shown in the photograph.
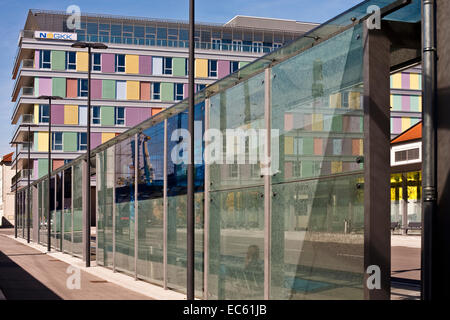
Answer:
[421,0,437,301]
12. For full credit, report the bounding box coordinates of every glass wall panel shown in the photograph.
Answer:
[63,168,72,253]
[115,138,136,274]
[55,172,63,251]
[40,180,48,246]
[97,148,114,267]
[166,103,204,295]
[137,122,164,284]
[208,73,266,300]
[50,177,57,249]
[72,161,83,257]
[270,25,364,300]
[38,182,42,244]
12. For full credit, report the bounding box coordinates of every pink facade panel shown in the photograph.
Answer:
[126,107,152,127]
[401,95,411,111]
[101,53,115,73]
[51,105,65,125]
[39,77,52,96]
[91,133,102,149]
[393,118,402,134]
[401,73,410,89]
[139,56,152,75]
[91,79,102,99]
[35,50,40,69]
[217,60,230,79]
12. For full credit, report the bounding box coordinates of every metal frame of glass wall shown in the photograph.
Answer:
[15,0,421,300]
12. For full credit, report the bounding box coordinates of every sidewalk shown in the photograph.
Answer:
[0,229,179,300]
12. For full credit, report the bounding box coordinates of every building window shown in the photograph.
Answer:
[66,51,76,70]
[39,105,49,123]
[163,57,172,75]
[230,61,239,74]
[196,84,206,92]
[272,43,282,50]
[92,53,101,71]
[252,41,263,53]
[92,106,101,124]
[52,132,63,151]
[78,79,88,97]
[152,82,161,100]
[209,60,217,77]
[115,54,125,72]
[40,50,51,69]
[115,107,125,125]
[229,164,238,178]
[175,83,184,101]
[212,39,222,50]
[341,92,349,108]
[77,132,87,151]
[395,148,420,162]
[232,40,242,51]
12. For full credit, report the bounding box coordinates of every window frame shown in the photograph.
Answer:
[92,106,101,125]
[208,60,218,78]
[174,83,184,101]
[115,106,125,126]
[163,57,173,75]
[77,132,87,151]
[232,40,243,51]
[77,79,88,97]
[65,51,76,70]
[252,41,263,53]
[230,61,240,74]
[115,54,125,72]
[51,132,63,151]
[39,104,49,123]
[92,53,101,71]
[212,38,222,50]
[40,50,51,69]
[152,82,161,100]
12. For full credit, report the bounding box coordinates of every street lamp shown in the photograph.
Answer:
[38,95,63,252]
[71,41,108,267]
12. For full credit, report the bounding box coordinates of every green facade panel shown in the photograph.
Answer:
[51,50,65,71]
[173,58,186,76]
[102,80,116,99]
[239,61,249,69]
[38,159,50,178]
[161,82,174,102]
[63,132,77,152]
[303,137,314,155]
[101,106,115,126]
[331,115,343,132]
[52,78,66,98]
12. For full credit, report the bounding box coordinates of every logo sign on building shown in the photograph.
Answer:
[34,31,77,41]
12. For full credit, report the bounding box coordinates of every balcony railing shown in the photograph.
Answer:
[12,114,34,139]
[11,168,34,187]
[17,58,34,75]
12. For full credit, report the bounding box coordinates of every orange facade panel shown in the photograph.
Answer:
[66,79,78,98]
[140,82,151,101]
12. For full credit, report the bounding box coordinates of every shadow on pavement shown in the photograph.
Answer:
[0,250,62,300]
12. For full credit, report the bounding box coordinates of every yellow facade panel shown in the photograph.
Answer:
[125,55,139,74]
[127,81,140,100]
[195,59,208,78]
[392,73,402,88]
[76,52,88,72]
[64,105,79,125]
[38,132,49,152]
[102,132,116,143]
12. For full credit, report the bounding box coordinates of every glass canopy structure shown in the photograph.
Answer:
[15,0,422,300]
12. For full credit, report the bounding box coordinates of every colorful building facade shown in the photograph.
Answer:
[11,10,317,188]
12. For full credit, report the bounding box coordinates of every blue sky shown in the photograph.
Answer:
[0,0,361,156]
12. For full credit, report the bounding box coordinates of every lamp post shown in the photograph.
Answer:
[38,96,63,251]
[71,42,108,267]
[10,121,36,244]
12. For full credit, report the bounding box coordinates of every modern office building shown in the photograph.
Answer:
[390,65,422,139]
[11,9,318,189]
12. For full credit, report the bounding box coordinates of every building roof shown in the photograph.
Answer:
[391,121,422,144]
[0,152,14,164]
[224,15,318,33]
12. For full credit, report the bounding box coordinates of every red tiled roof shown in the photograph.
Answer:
[391,121,422,144]
[1,152,14,163]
